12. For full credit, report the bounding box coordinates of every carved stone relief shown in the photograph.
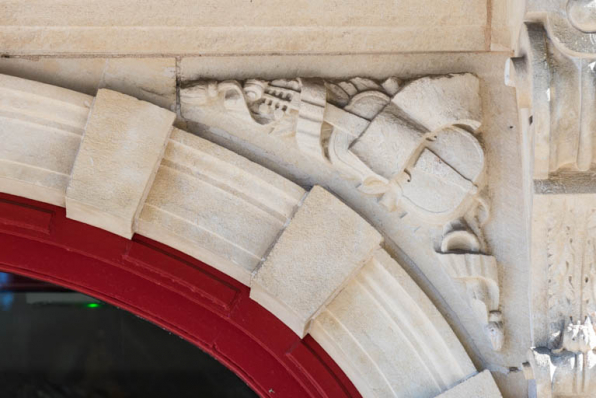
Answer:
[436,225,504,351]
[181,73,505,352]
[508,2,596,395]
[180,74,485,225]
[0,72,504,398]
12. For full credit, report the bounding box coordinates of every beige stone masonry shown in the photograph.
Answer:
[251,185,383,338]
[66,89,175,238]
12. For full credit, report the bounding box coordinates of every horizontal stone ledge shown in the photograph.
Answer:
[0,26,488,55]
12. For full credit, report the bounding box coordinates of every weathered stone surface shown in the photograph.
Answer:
[0,74,90,205]
[138,128,305,285]
[251,185,382,337]
[391,73,482,132]
[0,2,548,394]
[66,89,175,238]
[180,74,485,224]
[99,58,177,111]
[436,370,502,398]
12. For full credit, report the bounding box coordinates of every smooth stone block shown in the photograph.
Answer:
[251,185,383,337]
[66,89,175,238]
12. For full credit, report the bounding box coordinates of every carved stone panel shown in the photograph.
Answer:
[181,73,485,225]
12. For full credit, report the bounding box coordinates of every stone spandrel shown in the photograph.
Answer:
[180,74,485,224]
[508,2,596,396]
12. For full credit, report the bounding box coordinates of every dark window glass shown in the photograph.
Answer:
[0,272,258,398]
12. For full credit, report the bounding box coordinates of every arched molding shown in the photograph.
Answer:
[0,73,501,397]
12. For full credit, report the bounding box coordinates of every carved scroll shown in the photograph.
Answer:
[180,74,485,225]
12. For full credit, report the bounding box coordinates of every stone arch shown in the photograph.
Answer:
[0,73,500,397]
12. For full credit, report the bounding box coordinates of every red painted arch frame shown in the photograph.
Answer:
[0,192,360,398]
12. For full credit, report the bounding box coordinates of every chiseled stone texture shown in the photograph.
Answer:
[436,370,502,398]
[137,128,305,285]
[310,249,477,398]
[66,89,175,238]
[0,74,90,206]
[0,0,488,54]
[251,185,383,337]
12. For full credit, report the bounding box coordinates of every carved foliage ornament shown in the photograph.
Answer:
[181,74,486,225]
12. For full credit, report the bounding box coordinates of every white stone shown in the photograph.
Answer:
[137,128,305,285]
[310,249,477,398]
[66,89,175,238]
[391,73,482,133]
[0,0,488,55]
[0,74,90,205]
[0,58,177,110]
[436,370,502,398]
[180,74,485,224]
[251,185,383,337]
[178,53,530,390]
[0,73,503,397]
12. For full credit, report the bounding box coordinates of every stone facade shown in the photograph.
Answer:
[1,0,594,397]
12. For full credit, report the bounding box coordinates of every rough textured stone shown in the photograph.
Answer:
[0,73,501,397]
[251,185,383,337]
[0,2,554,395]
[66,89,175,238]
[179,54,528,393]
